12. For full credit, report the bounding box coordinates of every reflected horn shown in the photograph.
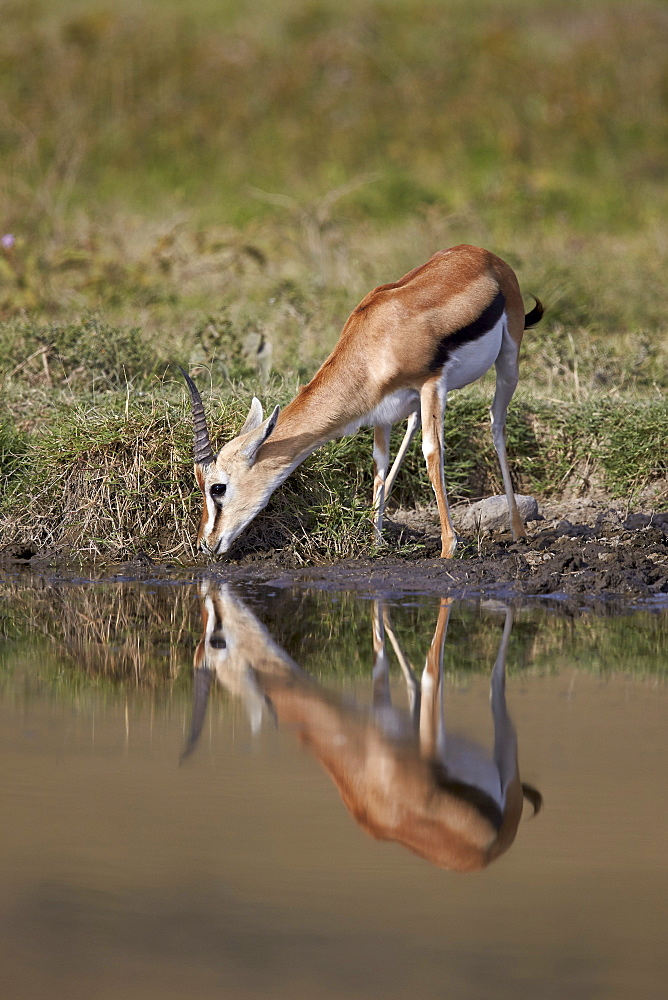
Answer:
[180,666,214,764]
[179,366,215,467]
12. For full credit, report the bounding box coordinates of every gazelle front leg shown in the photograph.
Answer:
[372,423,391,543]
[420,377,457,558]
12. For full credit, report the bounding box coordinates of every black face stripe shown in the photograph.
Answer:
[212,505,224,537]
[428,290,506,373]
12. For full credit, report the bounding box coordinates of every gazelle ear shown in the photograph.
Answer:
[241,405,280,466]
[239,397,265,435]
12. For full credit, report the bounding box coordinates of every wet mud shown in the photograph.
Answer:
[217,503,668,610]
[3,499,667,610]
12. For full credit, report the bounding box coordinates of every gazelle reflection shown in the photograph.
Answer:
[185,583,542,871]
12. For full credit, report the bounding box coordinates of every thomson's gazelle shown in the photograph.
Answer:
[182,244,543,557]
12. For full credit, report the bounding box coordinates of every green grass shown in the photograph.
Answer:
[3,0,666,230]
[2,0,667,322]
[0,364,665,561]
[0,0,667,560]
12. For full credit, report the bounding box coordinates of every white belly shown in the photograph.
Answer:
[441,314,505,391]
[343,388,420,435]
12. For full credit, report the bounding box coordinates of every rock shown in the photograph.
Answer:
[457,495,540,534]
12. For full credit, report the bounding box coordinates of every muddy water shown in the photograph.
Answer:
[0,579,667,1000]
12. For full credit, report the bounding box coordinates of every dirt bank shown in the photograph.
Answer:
[3,498,667,610]
[214,499,668,609]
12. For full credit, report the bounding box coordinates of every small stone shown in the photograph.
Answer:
[457,495,540,534]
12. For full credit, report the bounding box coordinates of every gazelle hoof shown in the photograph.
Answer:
[440,535,458,559]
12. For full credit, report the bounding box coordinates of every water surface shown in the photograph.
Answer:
[1,576,666,999]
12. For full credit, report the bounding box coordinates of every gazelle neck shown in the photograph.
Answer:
[255,358,370,481]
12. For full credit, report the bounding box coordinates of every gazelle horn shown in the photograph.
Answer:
[179,367,215,467]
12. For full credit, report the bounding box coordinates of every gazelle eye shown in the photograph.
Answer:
[210,483,227,499]
[209,636,227,649]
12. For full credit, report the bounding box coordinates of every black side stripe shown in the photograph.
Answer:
[428,290,506,373]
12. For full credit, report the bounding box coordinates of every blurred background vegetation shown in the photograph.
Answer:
[0,0,666,558]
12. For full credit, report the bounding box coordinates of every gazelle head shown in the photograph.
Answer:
[181,369,280,556]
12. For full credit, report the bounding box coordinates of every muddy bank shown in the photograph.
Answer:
[3,499,667,610]
[213,500,668,609]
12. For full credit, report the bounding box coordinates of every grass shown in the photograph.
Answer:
[0,0,667,561]
[0,367,665,562]
[3,0,666,232]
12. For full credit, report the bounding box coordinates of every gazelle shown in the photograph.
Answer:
[182,244,543,557]
[184,583,542,872]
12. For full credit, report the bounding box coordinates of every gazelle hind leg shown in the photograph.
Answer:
[384,410,420,500]
[490,335,525,540]
[420,377,456,558]
[372,424,391,542]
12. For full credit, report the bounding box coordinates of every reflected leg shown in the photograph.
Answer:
[382,607,420,724]
[371,599,391,708]
[490,606,519,796]
[419,599,453,759]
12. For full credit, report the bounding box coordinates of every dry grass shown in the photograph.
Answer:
[0,374,665,563]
